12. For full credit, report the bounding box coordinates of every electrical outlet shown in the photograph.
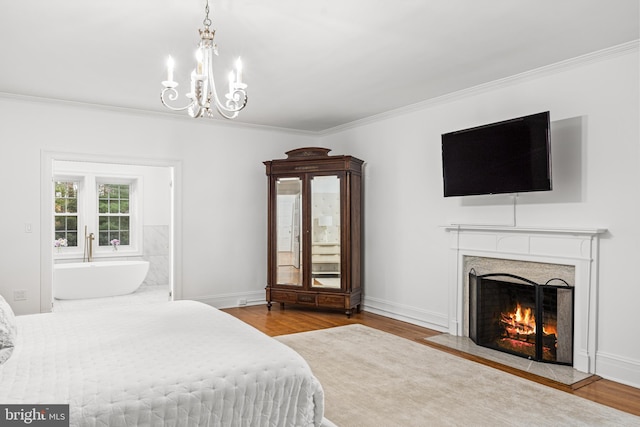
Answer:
[238,298,247,306]
[14,290,27,301]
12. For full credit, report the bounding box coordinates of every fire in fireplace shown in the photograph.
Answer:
[469,271,574,365]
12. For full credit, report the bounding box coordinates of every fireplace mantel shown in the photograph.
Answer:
[443,225,607,236]
[444,224,607,374]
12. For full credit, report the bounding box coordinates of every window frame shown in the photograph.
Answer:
[95,176,141,255]
[52,173,143,259]
[53,176,84,256]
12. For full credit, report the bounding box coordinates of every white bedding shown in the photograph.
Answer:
[0,300,324,426]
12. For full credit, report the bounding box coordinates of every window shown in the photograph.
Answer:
[52,173,141,258]
[54,181,79,247]
[98,183,130,246]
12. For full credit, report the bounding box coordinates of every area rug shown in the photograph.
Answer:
[275,324,640,427]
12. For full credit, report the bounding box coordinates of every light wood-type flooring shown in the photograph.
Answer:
[222,304,640,417]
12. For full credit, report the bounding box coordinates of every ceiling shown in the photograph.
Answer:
[1,1,638,132]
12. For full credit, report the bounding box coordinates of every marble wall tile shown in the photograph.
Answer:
[143,226,170,286]
[144,225,170,257]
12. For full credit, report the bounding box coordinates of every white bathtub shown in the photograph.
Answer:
[53,260,150,300]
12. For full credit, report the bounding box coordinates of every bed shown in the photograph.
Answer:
[0,297,326,426]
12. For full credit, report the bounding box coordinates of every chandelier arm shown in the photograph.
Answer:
[206,68,247,114]
[228,90,248,111]
[216,91,247,114]
[206,67,228,111]
[160,88,197,112]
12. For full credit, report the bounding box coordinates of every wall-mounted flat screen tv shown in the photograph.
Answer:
[441,111,552,197]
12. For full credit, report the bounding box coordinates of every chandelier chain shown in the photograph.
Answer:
[203,1,212,28]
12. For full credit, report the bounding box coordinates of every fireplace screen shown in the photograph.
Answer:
[469,272,574,365]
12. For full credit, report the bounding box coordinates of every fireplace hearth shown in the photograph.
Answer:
[469,271,574,365]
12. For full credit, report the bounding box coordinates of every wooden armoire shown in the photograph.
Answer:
[264,148,363,317]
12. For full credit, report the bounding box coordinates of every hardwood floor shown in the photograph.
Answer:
[222,304,640,417]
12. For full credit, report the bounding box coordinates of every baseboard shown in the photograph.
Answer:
[189,291,266,309]
[595,351,640,389]
[363,296,449,333]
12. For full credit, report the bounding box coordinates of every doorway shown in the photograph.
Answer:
[40,151,182,313]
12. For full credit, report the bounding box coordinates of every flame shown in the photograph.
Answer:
[500,303,558,338]
[500,303,536,336]
[514,304,534,328]
[543,324,557,336]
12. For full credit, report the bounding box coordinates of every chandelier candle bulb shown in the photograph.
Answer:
[162,56,177,88]
[196,49,204,75]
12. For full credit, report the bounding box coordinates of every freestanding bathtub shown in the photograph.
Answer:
[53,260,150,300]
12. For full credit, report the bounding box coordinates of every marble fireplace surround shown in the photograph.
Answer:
[445,225,606,374]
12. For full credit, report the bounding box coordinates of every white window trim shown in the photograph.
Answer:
[95,175,143,257]
[53,173,144,260]
[53,175,84,260]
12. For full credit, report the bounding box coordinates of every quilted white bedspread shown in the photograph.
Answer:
[0,300,324,426]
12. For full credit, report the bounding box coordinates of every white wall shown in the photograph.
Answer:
[0,98,318,315]
[0,44,637,388]
[320,46,640,387]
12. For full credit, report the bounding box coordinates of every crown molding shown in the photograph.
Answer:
[0,91,317,137]
[320,40,640,136]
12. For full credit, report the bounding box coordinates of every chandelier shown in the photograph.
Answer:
[161,0,248,119]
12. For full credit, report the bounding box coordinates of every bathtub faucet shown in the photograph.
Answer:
[83,226,95,262]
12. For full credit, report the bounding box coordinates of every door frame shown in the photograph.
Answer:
[40,150,183,312]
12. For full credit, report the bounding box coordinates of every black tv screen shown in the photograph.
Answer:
[441,111,552,197]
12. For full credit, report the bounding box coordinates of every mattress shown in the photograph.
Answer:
[0,300,324,426]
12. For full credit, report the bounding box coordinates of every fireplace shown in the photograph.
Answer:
[469,271,574,365]
[445,225,605,374]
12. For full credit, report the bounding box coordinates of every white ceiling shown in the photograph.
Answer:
[1,1,638,132]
